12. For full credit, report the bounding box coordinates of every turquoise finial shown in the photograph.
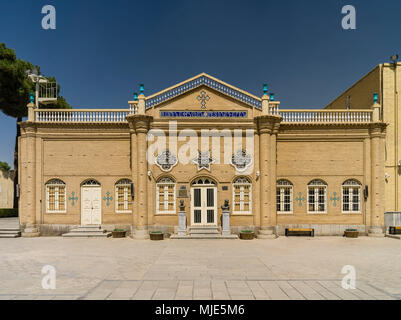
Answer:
[263,84,268,95]
[270,93,275,101]
[139,84,144,95]
[29,92,34,103]
[373,92,378,103]
[133,92,138,101]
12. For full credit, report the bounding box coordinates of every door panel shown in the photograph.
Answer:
[191,186,217,226]
[81,187,102,225]
[92,188,102,224]
[81,187,92,225]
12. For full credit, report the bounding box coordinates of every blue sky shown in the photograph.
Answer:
[0,0,400,167]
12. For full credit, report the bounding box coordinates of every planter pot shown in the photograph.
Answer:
[112,231,126,238]
[240,232,254,240]
[344,230,359,238]
[150,232,164,241]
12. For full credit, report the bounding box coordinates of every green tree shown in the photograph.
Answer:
[0,161,11,172]
[0,43,70,208]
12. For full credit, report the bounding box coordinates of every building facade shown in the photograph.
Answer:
[18,73,387,238]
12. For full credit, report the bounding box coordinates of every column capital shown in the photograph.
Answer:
[369,122,387,137]
[255,115,281,134]
[127,114,153,133]
[20,122,37,135]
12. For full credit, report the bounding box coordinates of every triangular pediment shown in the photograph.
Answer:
[145,73,262,110]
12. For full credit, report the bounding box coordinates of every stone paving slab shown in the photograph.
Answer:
[0,236,400,300]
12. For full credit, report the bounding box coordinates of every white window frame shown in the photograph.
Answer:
[156,177,176,215]
[232,177,252,215]
[115,179,133,214]
[46,179,67,213]
[277,180,293,214]
[342,179,362,214]
[307,179,327,214]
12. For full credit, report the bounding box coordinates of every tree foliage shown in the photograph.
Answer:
[0,43,71,116]
[0,43,34,118]
[0,161,11,171]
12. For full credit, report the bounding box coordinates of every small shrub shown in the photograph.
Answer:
[0,209,18,218]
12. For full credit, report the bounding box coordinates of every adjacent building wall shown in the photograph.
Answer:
[324,63,401,214]
[0,170,14,209]
[325,66,381,110]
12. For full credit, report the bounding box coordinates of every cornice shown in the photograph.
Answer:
[126,114,153,132]
[255,115,282,134]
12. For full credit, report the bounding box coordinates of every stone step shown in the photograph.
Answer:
[62,232,111,238]
[76,225,101,229]
[0,228,20,232]
[189,227,219,234]
[259,229,274,235]
[0,233,21,238]
[68,228,105,233]
[0,230,21,234]
[257,234,277,239]
[171,234,238,240]
[62,225,110,238]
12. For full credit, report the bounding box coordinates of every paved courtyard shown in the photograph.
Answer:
[0,231,400,300]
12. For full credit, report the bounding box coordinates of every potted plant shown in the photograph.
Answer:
[240,230,254,240]
[344,228,359,238]
[112,228,126,238]
[150,231,164,240]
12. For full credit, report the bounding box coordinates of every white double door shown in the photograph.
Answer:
[191,186,217,226]
[81,186,102,225]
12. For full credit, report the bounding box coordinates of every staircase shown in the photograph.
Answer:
[0,227,21,238]
[62,225,111,238]
[257,227,277,239]
[0,218,21,238]
[189,226,220,238]
[171,226,238,239]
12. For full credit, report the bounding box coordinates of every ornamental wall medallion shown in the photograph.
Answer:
[155,150,178,172]
[192,150,215,171]
[230,149,252,172]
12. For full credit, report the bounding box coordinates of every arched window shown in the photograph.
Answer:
[342,179,362,213]
[307,179,327,213]
[232,177,252,214]
[46,179,66,213]
[277,180,293,214]
[115,179,132,213]
[156,177,176,214]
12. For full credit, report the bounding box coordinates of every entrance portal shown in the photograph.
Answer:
[190,178,217,226]
[81,179,102,225]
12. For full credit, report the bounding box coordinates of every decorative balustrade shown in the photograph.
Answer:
[35,109,130,123]
[268,102,280,115]
[279,110,372,123]
[34,108,373,124]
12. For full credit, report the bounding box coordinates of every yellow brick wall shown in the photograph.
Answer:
[276,133,366,225]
